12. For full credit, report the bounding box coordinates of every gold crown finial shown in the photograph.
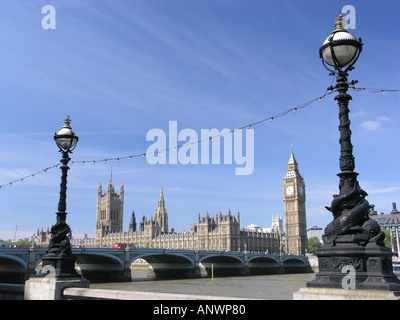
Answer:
[62,115,71,128]
[333,12,345,33]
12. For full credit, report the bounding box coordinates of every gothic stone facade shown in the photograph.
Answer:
[93,183,281,253]
[37,147,307,255]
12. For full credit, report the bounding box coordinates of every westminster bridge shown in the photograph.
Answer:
[0,247,311,283]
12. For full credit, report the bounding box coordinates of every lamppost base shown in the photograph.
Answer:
[24,276,89,300]
[25,253,89,300]
[36,254,81,279]
[307,243,400,291]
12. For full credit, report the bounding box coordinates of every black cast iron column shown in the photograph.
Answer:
[38,151,79,278]
[56,151,70,222]
[335,71,356,174]
[321,71,371,243]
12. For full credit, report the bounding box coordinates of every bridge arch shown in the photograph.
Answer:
[247,256,281,275]
[0,254,27,272]
[282,256,309,273]
[0,254,27,283]
[200,253,244,264]
[73,251,125,282]
[131,252,195,268]
[130,252,196,279]
[199,254,245,277]
[75,252,124,268]
[247,255,280,265]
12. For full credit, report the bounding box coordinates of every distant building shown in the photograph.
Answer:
[244,216,283,234]
[283,145,307,255]
[369,202,400,255]
[95,180,124,241]
[36,147,309,255]
[36,227,51,247]
[90,182,281,252]
[307,226,323,244]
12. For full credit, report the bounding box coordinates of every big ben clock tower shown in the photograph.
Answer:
[283,145,307,255]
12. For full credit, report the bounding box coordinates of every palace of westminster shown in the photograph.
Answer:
[36,148,308,255]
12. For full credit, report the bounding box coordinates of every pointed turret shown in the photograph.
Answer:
[288,144,298,168]
[285,144,303,179]
[98,181,102,194]
[154,185,168,233]
[129,210,137,232]
[157,185,165,209]
[120,181,124,202]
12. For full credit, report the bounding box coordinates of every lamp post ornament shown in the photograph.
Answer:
[318,13,382,247]
[37,116,81,279]
[307,13,400,291]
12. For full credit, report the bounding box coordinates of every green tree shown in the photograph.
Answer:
[308,236,322,254]
[382,227,393,249]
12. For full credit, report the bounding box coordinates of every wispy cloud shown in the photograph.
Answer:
[359,115,390,131]
[360,120,381,131]
[368,187,400,195]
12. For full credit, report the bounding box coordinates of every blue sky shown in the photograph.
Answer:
[0,0,399,241]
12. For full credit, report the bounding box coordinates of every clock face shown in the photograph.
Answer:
[285,185,294,196]
[299,186,304,195]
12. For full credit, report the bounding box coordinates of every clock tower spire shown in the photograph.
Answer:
[286,144,300,175]
[283,145,307,255]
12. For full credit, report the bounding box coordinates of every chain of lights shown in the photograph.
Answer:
[1,86,398,190]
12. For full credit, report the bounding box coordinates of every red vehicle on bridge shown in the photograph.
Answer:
[113,243,137,249]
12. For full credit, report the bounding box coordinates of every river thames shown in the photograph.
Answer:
[91,269,315,300]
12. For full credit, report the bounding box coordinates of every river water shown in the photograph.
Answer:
[91,269,315,300]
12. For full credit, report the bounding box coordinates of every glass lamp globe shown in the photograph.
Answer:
[54,116,79,152]
[319,12,363,72]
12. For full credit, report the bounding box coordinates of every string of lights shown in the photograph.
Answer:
[0,86,398,190]
[351,87,400,94]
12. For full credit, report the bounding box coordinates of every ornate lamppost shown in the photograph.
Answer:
[307,13,400,291]
[38,116,80,278]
